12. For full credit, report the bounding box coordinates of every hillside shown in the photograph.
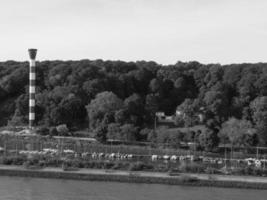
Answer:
[0,60,266,148]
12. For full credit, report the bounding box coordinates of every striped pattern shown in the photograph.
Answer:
[28,49,37,129]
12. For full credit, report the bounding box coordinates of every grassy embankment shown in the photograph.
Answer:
[1,165,267,190]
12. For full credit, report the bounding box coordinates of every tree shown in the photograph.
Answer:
[255,75,267,96]
[194,65,209,88]
[154,127,183,148]
[176,99,198,127]
[107,123,121,140]
[203,89,229,122]
[8,113,26,126]
[145,94,159,114]
[8,94,28,126]
[124,94,144,115]
[49,106,64,126]
[47,63,72,87]
[145,93,160,124]
[204,64,223,88]
[1,59,267,147]
[149,78,161,93]
[0,87,6,99]
[82,79,106,99]
[0,65,28,95]
[124,93,145,126]
[114,109,128,124]
[120,124,138,142]
[86,91,123,129]
[174,77,186,89]
[58,95,87,127]
[198,128,219,152]
[36,126,49,136]
[56,124,69,136]
[94,124,107,142]
[147,130,157,143]
[250,96,267,144]
[102,112,115,126]
[155,126,169,144]
[219,118,258,147]
[49,127,58,136]
[139,128,153,141]
[174,115,184,127]
[166,131,183,149]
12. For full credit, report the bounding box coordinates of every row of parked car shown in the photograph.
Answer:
[83,152,134,160]
[151,154,267,167]
[2,147,266,168]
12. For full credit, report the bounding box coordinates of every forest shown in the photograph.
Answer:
[0,60,266,150]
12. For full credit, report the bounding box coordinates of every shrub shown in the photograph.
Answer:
[139,128,153,141]
[112,162,124,170]
[129,161,145,171]
[205,167,220,174]
[45,157,61,167]
[243,166,254,175]
[230,167,244,175]
[2,157,13,165]
[2,156,26,165]
[13,156,26,165]
[49,127,58,136]
[103,161,115,169]
[179,175,199,183]
[179,162,205,173]
[56,124,69,136]
[252,168,264,176]
[174,116,185,127]
[155,163,169,172]
[38,160,46,167]
[129,161,154,171]
[36,127,49,136]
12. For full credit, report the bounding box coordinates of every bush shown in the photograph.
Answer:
[179,175,199,183]
[230,167,244,175]
[1,156,26,165]
[103,161,115,169]
[174,116,185,127]
[49,127,58,136]
[36,127,49,136]
[129,161,154,171]
[63,159,83,168]
[155,163,169,172]
[129,161,145,171]
[56,124,69,136]
[252,168,264,176]
[205,167,220,174]
[38,160,46,167]
[45,157,62,167]
[179,162,205,173]
[112,162,124,170]
[242,166,254,175]
[2,157,13,165]
[139,128,153,141]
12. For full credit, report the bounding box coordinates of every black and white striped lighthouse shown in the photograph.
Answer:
[28,49,37,129]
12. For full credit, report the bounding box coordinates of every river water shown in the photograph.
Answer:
[0,176,267,200]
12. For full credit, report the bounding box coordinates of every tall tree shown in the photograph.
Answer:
[250,96,267,144]
[219,118,258,147]
[86,91,123,129]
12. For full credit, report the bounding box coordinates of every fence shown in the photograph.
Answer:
[1,134,267,170]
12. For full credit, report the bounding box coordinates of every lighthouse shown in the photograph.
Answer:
[28,49,37,129]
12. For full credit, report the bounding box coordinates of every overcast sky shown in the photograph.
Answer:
[0,0,267,64]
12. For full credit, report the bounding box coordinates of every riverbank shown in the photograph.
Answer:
[0,165,267,190]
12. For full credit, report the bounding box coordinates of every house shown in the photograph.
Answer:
[156,112,175,123]
[175,107,205,124]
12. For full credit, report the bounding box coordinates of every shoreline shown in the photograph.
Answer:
[0,165,267,190]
